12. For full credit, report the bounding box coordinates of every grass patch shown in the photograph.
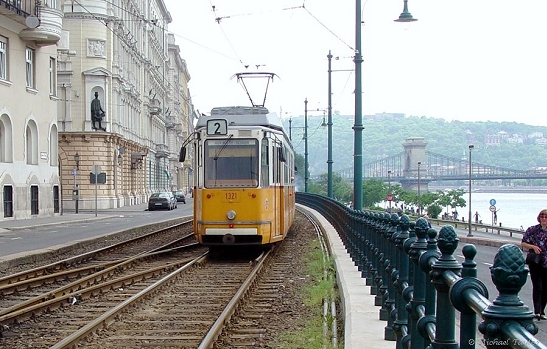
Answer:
[274,239,342,349]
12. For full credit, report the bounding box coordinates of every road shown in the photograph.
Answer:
[0,201,193,260]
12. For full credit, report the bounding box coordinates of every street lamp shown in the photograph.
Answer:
[327,51,333,198]
[417,162,421,215]
[387,170,392,212]
[352,0,417,209]
[468,145,475,237]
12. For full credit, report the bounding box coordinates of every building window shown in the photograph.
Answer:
[0,36,7,80]
[53,185,59,213]
[49,57,56,96]
[26,48,35,88]
[3,185,13,218]
[30,185,39,215]
[26,121,38,164]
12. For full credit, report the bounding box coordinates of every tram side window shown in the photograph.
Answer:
[273,143,280,185]
[204,139,259,187]
[261,139,269,187]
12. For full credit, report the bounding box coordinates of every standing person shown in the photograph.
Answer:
[521,209,547,320]
[474,211,481,224]
[493,209,499,225]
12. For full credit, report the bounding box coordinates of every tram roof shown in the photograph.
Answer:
[196,106,285,132]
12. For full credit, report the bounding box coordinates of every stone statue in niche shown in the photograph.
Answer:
[90,92,106,131]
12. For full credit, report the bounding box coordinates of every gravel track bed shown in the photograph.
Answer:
[0,212,330,348]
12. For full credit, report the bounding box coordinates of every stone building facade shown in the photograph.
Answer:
[57,0,193,210]
[0,0,64,220]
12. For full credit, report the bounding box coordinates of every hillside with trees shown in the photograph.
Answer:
[284,113,547,176]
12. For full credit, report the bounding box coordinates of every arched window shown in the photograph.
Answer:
[0,113,13,163]
[26,120,38,165]
[49,124,58,166]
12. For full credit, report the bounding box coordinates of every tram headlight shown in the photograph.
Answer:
[226,210,236,220]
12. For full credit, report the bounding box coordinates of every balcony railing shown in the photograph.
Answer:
[1,0,63,45]
[149,98,161,115]
[155,144,168,158]
[0,0,34,19]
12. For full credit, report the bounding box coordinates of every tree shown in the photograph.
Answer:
[307,173,353,203]
[437,190,452,216]
[362,179,387,208]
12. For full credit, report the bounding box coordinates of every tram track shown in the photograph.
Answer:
[0,211,330,348]
[0,221,197,328]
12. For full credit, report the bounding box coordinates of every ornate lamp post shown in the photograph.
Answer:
[74,152,80,214]
[327,51,333,198]
[468,145,475,237]
[352,0,417,209]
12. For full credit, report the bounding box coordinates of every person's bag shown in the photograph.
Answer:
[526,250,542,265]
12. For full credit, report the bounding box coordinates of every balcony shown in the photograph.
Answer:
[6,1,64,46]
[155,144,168,158]
[149,98,161,116]
[1,0,34,22]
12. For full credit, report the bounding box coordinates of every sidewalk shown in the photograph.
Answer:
[0,203,149,231]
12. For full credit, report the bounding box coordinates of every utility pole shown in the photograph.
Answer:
[304,98,309,192]
[327,50,333,198]
[353,0,364,210]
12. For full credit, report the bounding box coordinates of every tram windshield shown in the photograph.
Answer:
[204,139,259,188]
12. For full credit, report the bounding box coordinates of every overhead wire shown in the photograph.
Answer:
[70,0,358,116]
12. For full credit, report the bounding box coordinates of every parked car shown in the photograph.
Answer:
[148,192,177,210]
[172,190,186,204]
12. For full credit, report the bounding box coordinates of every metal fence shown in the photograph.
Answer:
[296,192,545,349]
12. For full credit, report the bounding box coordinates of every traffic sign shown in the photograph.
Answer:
[387,194,393,202]
[489,205,496,212]
[489,199,496,206]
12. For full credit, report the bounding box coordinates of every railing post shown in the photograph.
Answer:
[429,225,461,349]
[357,210,368,279]
[393,214,410,349]
[383,212,397,340]
[379,213,391,322]
[408,218,431,349]
[458,244,485,349]
[373,213,384,307]
[363,211,374,286]
[479,244,538,349]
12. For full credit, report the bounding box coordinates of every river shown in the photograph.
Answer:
[461,192,547,230]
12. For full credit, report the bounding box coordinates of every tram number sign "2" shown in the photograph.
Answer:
[207,119,228,135]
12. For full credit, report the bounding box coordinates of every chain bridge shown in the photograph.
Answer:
[337,137,547,190]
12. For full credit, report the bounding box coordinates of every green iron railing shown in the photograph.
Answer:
[296,192,545,349]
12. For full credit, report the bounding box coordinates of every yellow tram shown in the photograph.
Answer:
[181,106,295,246]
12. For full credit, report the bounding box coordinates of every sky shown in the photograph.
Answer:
[162,0,547,127]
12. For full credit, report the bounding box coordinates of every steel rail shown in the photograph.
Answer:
[0,243,199,323]
[50,251,210,349]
